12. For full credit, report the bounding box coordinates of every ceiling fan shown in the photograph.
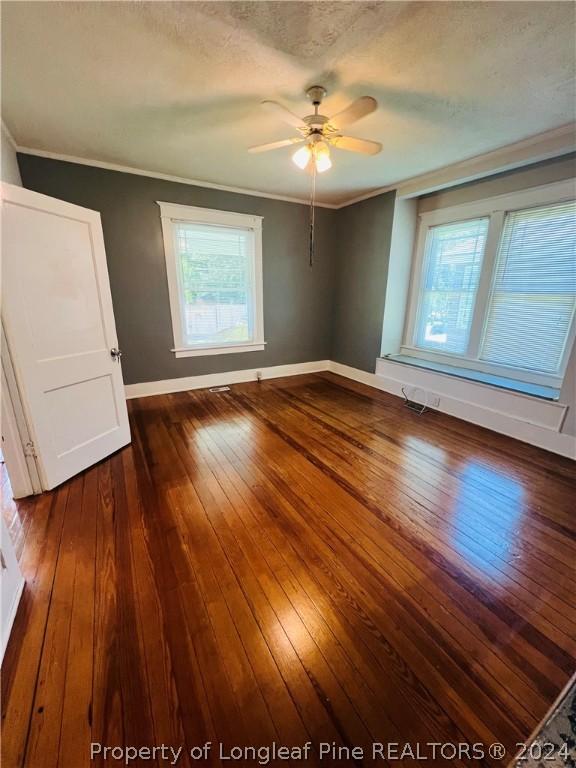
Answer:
[248,86,382,172]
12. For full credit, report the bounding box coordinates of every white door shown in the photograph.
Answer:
[1,183,130,491]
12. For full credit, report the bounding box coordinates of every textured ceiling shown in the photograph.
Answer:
[2,1,575,204]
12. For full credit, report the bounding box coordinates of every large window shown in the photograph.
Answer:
[405,181,576,386]
[159,202,264,357]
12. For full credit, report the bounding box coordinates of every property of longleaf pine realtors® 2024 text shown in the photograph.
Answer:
[89,740,566,764]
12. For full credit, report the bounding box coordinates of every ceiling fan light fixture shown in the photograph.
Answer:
[292,145,312,170]
[252,87,380,267]
[314,142,332,173]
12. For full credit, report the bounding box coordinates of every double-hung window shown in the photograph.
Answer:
[404,180,576,388]
[414,217,489,354]
[158,202,265,357]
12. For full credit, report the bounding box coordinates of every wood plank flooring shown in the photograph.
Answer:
[2,373,575,767]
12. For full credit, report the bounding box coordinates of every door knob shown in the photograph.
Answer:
[110,347,122,361]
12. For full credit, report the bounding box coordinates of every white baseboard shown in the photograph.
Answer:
[328,361,384,388]
[370,358,575,459]
[124,360,331,399]
[124,358,575,458]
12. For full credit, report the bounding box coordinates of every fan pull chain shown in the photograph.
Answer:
[309,163,317,267]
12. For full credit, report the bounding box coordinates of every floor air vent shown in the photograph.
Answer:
[401,386,429,415]
[209,386,231,393]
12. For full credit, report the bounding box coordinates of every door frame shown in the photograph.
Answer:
[1,325,43,497]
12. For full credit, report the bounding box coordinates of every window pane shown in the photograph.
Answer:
[480,200,576,374]
[415,218,488,354]
[174,222,254,346]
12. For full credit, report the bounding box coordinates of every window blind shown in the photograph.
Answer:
[174,222,255,346]
[480,200,576,374]
[416,218,489,354]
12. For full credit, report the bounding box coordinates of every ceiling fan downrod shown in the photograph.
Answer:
[309,162,317,268]
[306,87,329,268]
[306,88,325,267]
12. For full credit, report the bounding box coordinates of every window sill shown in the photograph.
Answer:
[384,354,560,401]
[172,342,266,358]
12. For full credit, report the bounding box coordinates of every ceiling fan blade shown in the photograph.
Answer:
[248,137,304,154]
[261,100,306,129]
[329,96,377,129]
[329,135,382,155]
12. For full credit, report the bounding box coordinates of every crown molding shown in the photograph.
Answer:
[394,123,576,200]
[338,123,576,207]
[332,184,397,208]
[14,122,576,210]
[14,146,340,209]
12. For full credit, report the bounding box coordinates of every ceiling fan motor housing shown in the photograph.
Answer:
[306,85,327,106]
[303,114,329,131]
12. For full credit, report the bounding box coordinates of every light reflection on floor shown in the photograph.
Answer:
[399,435,447,504]
[453,460,525,580]
[399,435,527,582]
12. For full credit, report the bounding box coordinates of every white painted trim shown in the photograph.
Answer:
[403,179,576,385]
[1,367,34,498]
[158,201,265,357]
[1,325,43,496]
[418,178,575,226]
[395,124,576,200]
[380,198,417,357]
[466,210,504,361]
[1,574,25,667]
[341,124,576,207]
[14,124,575,210]
[15,146,339,209]
[328,361,381,388]
[172,342,266,358]
[375,358,566,427]
[157,201,263,228]
[124,360,331,399]
[1,121,18,152]
[398,347,563,389]
[367,358,574,458]
[334,184,397,208]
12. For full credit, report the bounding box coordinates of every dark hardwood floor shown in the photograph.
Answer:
[2,373,575,767]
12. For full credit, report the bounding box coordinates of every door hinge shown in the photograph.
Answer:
[24,440,37,458]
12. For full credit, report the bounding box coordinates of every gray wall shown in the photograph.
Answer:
[18,155,338,385]
[16,150,575,426]
[331,191,395,372]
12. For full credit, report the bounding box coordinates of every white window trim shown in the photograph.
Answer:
[402,179,576,388]
[158,201,265,357]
